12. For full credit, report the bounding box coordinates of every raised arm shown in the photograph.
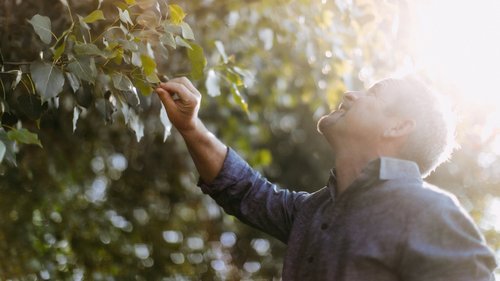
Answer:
[155,77,309,243]
[155,77,226,183]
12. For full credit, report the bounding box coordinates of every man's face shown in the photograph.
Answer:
[317,82,401,149]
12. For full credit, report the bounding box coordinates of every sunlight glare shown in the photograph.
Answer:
[410,0,500,105]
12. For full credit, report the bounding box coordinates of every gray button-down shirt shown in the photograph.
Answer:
[199,148,498,280]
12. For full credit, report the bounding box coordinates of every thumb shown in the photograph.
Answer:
[156,87,176,110]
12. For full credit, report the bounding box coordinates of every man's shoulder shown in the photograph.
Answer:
[380,179,463,215]
[407,180,457,202]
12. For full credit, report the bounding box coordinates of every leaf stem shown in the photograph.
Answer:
[1,124,15,131]
[92,18,121,44]
[24,74,36,94]
[0,79,5,100]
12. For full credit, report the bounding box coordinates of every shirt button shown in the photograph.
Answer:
[307,256,314,263]
[321,223,328,230]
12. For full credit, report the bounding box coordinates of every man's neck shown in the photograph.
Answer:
[333,150,379,195]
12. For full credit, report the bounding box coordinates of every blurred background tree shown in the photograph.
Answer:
[0,0,499,280]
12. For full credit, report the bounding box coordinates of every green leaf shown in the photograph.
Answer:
[118,39,139,52]
[131,52,142,67]
[74,43,107,57]
[53,40,66,60]
[227,69,244,86]
[67,57,97,83]
[111,73,133,91]
[65,72,81,93]
[137,10,159,28]
[0,141,6,163]
[163,23,180,33]
[160,104,172,142]
[205,69,220,97]
[110,48,124,64]
[95,71,112,98]
[121,88,140,107]
[140,55,157,76]
[187,42,206,80]
[83,10,105,23]
[6,70,22,90]
[160,32,176,49]
[157,43,170,61]
[136,0,155,10]
[120,104,143,141]
[215,40,228,64]
[169,4,186,25]
[128,110,144,142]
[95,98,116,123]
[118,8,133,25]
[175,36,192,49]
[77,15,91,31]
[231,84,248,114]
[145,72,160,83]
[7,128,42,147]
[233,66,255,87]
[30,61,65,102]
[72,106,81,132]
[114,1,128,11]
[180,22,195,40]
[0,129,16,166]
[28,14,52,44]
[133,76,153,96]
[125,0,136,4]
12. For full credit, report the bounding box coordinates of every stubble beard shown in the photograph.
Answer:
[317,113,337,135]
[316,118,334,147]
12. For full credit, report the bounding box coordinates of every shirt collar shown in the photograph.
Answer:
[378,157,422,181]
[327,157,422,200]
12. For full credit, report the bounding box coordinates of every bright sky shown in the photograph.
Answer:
[409,0,500,107]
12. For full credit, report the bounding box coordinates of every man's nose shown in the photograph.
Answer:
[341,91,360,107]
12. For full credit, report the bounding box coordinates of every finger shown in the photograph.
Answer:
[169,77,201,97]
[158,82,194,102]
[156,87,177,109]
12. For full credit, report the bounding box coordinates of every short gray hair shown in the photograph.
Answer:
[377,76,457,178]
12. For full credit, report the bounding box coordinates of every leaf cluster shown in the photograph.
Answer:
[0,0,245,165]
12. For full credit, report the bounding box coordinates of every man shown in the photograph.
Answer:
[156,76,497,280]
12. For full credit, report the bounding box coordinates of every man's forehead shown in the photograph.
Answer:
[369,79,403,98]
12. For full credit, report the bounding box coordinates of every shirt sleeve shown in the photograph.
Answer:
[198,148,309,243]
[399,194,498,281]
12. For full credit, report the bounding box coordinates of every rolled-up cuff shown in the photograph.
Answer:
[197,147,251,195]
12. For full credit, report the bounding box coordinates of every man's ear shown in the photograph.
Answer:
[383,119,416,138]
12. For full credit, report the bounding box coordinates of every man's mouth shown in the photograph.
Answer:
[331,103,347,117]
[338,102,349,111]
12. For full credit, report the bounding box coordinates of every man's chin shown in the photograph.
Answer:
[317,114,336,135]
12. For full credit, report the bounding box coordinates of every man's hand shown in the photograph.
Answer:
[155,77,202,134]
[155,76,227,183]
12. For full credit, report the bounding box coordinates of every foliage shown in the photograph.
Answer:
[0,0,498,280]
[0,0,241,160]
